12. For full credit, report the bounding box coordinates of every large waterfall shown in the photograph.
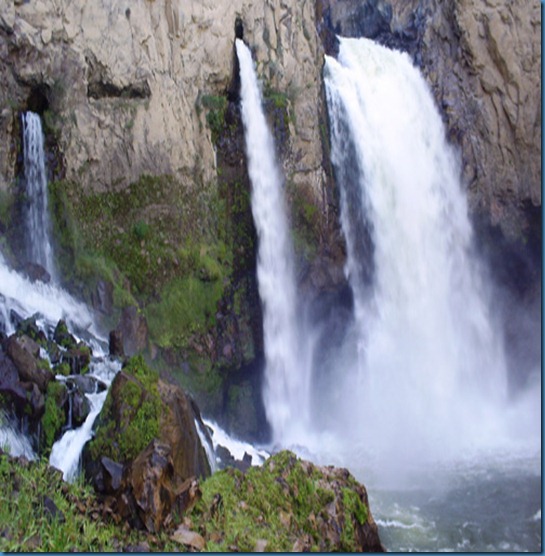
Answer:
[322,37,526,466]
[22,112,56,280]
[235,39,311,444]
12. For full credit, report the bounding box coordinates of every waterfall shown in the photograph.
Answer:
[322,37,518,470]
[22,111,56,280]
[235,39,311,444]
[49,356,120,482]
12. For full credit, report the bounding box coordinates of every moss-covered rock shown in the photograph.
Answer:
[87,355,210,481]
[41,380,67,453]
[190,450,384,552]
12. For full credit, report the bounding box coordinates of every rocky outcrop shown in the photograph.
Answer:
[0,0,327,210]
[191,450,385,552]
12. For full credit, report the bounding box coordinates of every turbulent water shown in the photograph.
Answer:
[22,111,56,280]
[236,39,312,445]
[0,250,119,480]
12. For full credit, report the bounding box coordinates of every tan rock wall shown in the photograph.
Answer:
[420,0,541,240]
[0,0,326,204]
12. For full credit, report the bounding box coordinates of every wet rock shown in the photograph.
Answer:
[67,374,103,395]
[22,381,45,419]
[53,320,76,350]
[0,351,31,416]
[15,316,47,346]
[62,343,91,375]
[108,329,124,358]
[71,389,90,426]
[22,262,51,284]
[5,335,52,392]
[115,306,147,357]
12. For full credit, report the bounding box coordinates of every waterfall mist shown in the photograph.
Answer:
[235,39,312,445]
[22,111,56,280]
[316,37,540,481]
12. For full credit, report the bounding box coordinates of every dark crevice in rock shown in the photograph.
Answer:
[86,51,151,100]
[235,16,244,40]
[87,79,151,100]
[25,85,50,115]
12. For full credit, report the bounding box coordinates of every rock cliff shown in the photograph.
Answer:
[0,0,326,203]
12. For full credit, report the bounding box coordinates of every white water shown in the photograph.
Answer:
[203,418,270,468]
[0,253,96,338]
[313,36,541,551]
[236,39,311,445]
[0,250,118,479]
[49,356,121,482]
[321,37,540,470]
[22,112,56,280]
[0,411,36,460]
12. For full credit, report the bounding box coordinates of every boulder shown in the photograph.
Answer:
[5,335,52,392]
[115,306,147,357]
[0,350,29,415]
[21,262,51,284]
[157,379,211,481]
[86,356,211,481]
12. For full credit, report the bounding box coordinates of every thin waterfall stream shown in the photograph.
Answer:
[236,39,312,445]
[22,111,56,281]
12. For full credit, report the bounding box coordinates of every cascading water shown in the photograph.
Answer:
[318,37,540,551]
[0,252,120,480]
[235,39,311,444]
[22,111,56,280]
[322,36,531,465]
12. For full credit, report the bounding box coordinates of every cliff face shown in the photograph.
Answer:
[0,0,326,201]
[1,0,540,430]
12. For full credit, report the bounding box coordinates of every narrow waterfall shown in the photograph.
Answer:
[323,37,517,468]
[235,39,310,444]
[22,111,56,280]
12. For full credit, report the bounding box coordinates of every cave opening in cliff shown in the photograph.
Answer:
[25,85,50,115]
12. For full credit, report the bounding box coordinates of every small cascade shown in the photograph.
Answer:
[0,411,36,460]
[0,250,119,478]
[235,39,311,445]
[22,111,56,280]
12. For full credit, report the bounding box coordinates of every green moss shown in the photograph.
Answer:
[88,356,161,463]
[200,94,228,144]
[190,450,370,552]
[54,362,71,377]
[340,487,368,550]
[42,381,67,453]
[145,275,224,350]
[0,453,182,552]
